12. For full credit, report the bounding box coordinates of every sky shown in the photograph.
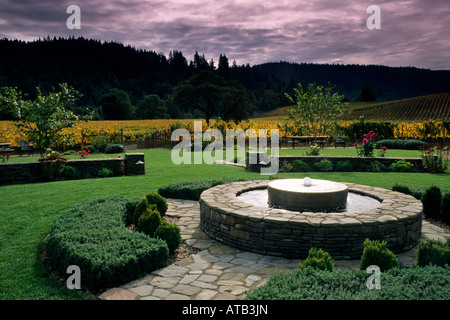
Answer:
[1,0,449,70]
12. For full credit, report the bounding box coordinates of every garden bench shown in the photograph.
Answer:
[0,143,14,154]
[287,136,329,149]
[334,136,347,148]
[19,140,34,156]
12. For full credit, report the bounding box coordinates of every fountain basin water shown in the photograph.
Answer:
[267,178,348,212]
[239,188,381,213]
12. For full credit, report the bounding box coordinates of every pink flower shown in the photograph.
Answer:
[362,138,368,144]
[354,143,358,147]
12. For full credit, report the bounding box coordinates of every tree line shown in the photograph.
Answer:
[0,37,289,122]
[1,36,449,122]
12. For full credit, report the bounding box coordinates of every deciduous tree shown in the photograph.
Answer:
[285,83,348,141]
[0,83,92,156]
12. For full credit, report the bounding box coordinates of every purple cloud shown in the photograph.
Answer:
[0,0,449,69]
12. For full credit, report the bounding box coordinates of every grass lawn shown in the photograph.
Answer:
[1,148,449,300]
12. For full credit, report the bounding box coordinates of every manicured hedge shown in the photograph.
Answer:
[244,265,450,300]
[417,238,450,267]
[375,139,427,150]
[105,144,126,154]
[158,177,243,201]
[46,195,169,293]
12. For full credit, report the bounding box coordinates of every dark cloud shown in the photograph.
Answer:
[0,0,448,69]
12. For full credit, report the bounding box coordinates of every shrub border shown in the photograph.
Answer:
[45,195,169,293]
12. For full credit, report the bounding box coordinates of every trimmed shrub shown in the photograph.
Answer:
[417,238,450,267]
[105,144,125,154]
[341,119,395,142]
[422,186,442,220]
[90,135,111,153]
[62,165,81,180]
[404,139,428,150]
[299,247,334,271]
[390,159,416,172]
[46,196,168,293]
[154,222,182,253]
[360,239,399,272]
[133,198,157,226]
[158,178,239,201]
[244,265,450,300]
[97,167,113,178]
[145,193,168,217]
[282,162,294,172]
[442,193,450,224]
[137,209,162,237]
[291,160,312,172]
[392,183,412,195]
[314,159,333,172]
[368,161,387,172]
[375,139,427,150]
[335,160,353,172]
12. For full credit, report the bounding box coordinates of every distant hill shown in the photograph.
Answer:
[1,37,450,119]
[254,62,450,102]
[345,93,450,121]
[252,93,450,121]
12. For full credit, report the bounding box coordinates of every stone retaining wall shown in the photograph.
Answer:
[199,180,423,259]
[0,153,145,185]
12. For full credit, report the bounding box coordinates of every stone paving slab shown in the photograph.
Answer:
[99,198,450,300]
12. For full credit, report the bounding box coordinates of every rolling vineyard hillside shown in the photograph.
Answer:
[253,93,450,121]
[345,93,450,121]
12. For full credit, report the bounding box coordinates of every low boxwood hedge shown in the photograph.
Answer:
[158,177,244,201]
[375,139,427,150]
[46,195,169,293]
[244,265,450,300]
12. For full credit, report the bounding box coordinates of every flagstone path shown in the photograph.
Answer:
[99,198,449,300]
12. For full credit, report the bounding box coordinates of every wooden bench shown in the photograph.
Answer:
[0,143,14,153]
[287,136,329,149]
[334,136,347,148]
[0,143,14,161]
[19,140,34,156]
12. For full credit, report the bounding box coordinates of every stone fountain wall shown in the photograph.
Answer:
[199,180,423,260]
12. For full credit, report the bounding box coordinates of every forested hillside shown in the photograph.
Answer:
[255,62,450,102]
[1,37,449,121]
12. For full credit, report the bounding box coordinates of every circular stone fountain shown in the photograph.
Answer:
[267,178,348,212]
[199,179,423,259]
